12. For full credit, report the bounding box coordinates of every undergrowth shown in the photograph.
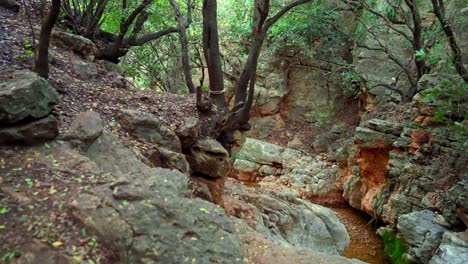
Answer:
[382,230,412,264]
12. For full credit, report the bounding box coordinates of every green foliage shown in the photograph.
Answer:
[421,82,467,124]
[305,103,335,127]
[382,230,411,264]
[1,251,17,262]
[19,38,35,63]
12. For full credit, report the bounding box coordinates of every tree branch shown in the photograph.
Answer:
[263,0,312,31]
[125,27,178,46]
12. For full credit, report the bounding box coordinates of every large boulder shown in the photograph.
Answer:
[63,111,104,150]
[0,70,59,124]
[429,232,468,264]
[233,217,365,264]
[52,31,97,61]
[224,181,350,255]
[70,132,243,263]
[397,210,448,263]
[236,138,282,165]
[117,109,181,152]
[186,139,231,178]
[0,115,58,145]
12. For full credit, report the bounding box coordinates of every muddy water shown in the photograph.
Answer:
[332,207,390,264]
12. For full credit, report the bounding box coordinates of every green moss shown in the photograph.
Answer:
[382,231,412,264]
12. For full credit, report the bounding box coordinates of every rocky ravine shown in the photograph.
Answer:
[0,103,365,263]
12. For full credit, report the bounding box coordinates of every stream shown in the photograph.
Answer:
[332,207,390,264]
[241,181,390,264]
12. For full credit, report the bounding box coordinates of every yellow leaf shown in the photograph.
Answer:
[49,187,57,195]
[0,225,6,229]
[52,241,63,247]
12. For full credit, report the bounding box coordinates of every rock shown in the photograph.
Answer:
[313,132,340,153]
[414,74,466,119]
[258,165,276,177]
[443,180,468,226]
[70,133,243,263]
[0,70,59,124]
[100,60,124,75]
[233,159,259,173]
[0,0,20,12]
[186,139,231,178]
[224,181,350,255]
[52,31,97,61]
[397,210,448,263]
[157,147,190,174]
[39,145,101,176]
[236,138,283,165]
[63,111,104,149]
[353,23,413,107]
[254,81,288,116]
[175,116,200,149]
[72,61,99,79]
[0,115,58,145]
[363,119,403,136]
[86,133,149,175]
[117,109,182,152]
[234,217,366,264]
[429,231,468,264]
[16,240,74,264]
[353,127,399,148]
[282,66,340,122]
[189,178,213,202]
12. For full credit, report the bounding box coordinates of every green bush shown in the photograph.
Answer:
[382,230,412,264]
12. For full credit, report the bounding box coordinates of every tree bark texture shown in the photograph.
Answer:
[34,0,61,79]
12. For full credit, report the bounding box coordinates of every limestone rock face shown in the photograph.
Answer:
[63,111,104,149]
[429,232,468,264]
[0,70,59,124]
[117,108,182,152]
[224,181,350,255]
[186,139,231,178]
[340,116,467,225]
[0,115,58,145]
[233,138,343,205]
[397,210,448,263]
[69,132,243,263]
[52,31,97,61]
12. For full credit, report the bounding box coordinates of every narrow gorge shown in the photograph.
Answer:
[1,0,467,264]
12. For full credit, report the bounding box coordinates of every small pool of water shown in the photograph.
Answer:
[332,207,390,264]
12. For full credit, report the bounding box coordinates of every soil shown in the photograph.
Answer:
[0,144,117,262]
[332,207,391,264]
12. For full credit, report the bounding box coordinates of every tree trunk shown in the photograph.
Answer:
[34,0,61,79]
[431,0,467,82]
[110,0,153,62]
[169,0,196,93]
[202,0,226,108]
[404,0,428,79]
